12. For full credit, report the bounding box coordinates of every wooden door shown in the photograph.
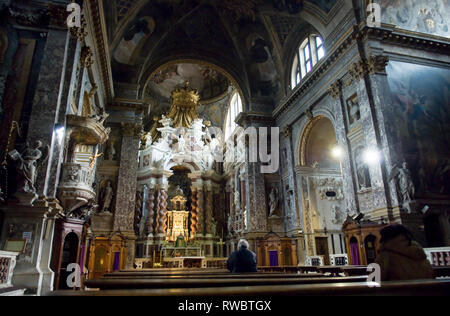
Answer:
[315,237,330,265]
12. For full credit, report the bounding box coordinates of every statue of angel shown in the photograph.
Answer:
[8,141,49,194]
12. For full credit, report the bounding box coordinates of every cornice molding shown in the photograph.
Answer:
[274,25,450,121]
[85,0,114,103]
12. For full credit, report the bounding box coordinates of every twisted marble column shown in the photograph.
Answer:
[205,189,213,235]
[190,190,199,238]
[146,188,155,235]
[154,190,161,234]
[134,191,143,236]
[159,189,168,235]
[197,190,204,235]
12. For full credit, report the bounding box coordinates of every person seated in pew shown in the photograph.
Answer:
[375,224,434,281]
[227,239,258,273]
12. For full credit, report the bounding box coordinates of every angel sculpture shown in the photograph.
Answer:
[8,141,49,194]
[389,162,415,210]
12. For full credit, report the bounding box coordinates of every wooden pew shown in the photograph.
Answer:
[50,279,450,296]
[84,276,367,290]
[100,273,326,279]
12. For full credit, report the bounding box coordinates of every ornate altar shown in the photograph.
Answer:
[166,189,189,242]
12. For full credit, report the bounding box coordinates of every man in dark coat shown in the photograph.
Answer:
[227,239,258,273]
[375,225,433,281]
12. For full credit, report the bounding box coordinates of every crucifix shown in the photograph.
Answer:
[89,150,103,169]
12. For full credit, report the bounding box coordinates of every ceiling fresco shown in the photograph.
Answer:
[146,63,230,103]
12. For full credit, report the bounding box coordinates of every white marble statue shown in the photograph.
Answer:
[8,141,47,194]
[100,181,114,213]
[234,189,241,211]
[178,134,185,153]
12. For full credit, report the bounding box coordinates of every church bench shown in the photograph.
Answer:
[297,266,319,274]
[258,266,302,273]
[342,266,370,276]
[433,266,450,278]
[84,276,367,290]
[49,279,450,296]
[97,273,326,280]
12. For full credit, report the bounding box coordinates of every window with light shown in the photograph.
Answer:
[224,92,243,140]
[291,35,325,88]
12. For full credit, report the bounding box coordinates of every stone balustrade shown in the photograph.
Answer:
[0,251,18,289]
[304,256,324,266]
[424,247,450,267]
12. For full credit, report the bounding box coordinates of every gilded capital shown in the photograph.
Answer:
[327,80,342,99]
[367,55,390,74]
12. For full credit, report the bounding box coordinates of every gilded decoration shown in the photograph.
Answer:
[167,82,201,128]
[327,80,342,99]
[81,46,94,68]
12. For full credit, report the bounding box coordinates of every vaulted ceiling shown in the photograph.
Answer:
[103,0,340,121]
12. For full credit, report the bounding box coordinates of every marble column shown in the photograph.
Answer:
[245,161,268,232]
[113,123,141,268]
[158,188,168,235]
[145,187,155,237]
[204,180,213,236]
[26,29,76,199]
[190,189,199,239]
[195,180,205,237]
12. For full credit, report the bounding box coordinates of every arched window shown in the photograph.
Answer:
[224,92,243,140]
[291,35,325,88]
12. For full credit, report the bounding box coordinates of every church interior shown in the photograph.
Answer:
[0,0,449,297]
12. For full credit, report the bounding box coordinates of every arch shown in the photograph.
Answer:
[166,161,200,173]
[298,115,338,168]
[59,232,79,289]
[290,33,325,89]
[349,236,361,265]
[283,21,324,93]
[139,58,249,111]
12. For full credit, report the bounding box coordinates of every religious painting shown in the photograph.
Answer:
[387,61,450,197]
[376,0,450,38]
[114,17,155,65]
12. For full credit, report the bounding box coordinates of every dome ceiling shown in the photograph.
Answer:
[146,63,230,103]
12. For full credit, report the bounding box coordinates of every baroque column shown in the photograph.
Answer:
[193,179,205,237]
[190,189,199,239]
[204,180,213,236]
[145,186,156,237]
[113,122,141,268]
